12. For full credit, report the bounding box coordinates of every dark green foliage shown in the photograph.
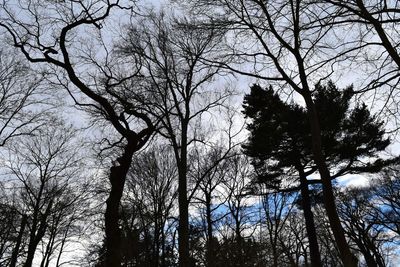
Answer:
[242,81,396,188]
[242,85,310,187]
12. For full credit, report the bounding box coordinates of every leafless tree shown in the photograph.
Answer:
[0,183,26,266]
[117,11,232,266]
[2,119,88,267]
[312,201,343,266]
[120,145,178,267]
[370,167,400,237]
[259,191,295,267]
[219,154,257,267]
[189,145,233,267]
[337,188,389,267]
[311,0,400,129]
[0,48,46,147]
[277,210,311,267]
[0,1,155,265]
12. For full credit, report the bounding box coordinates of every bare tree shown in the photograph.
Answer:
[189,145,233,267]
[259,191,295,267]
[0,183,26,266]
[120,145,178,267]
[0,1,155,265]
[337,188,388,267]
[2,119,87,267]
[312,200,343,267]
[118,11,231,266]
[310,0,400,129]
[219,154,257,267]
[370,167,400,237]
[0,48,45,147]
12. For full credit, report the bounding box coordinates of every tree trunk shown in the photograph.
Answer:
[298,168,323,267]
[24,183,44,267]
[24,225,48,267]
[40,228,55,267]
[24,237,37,266]
[234,213,244,267]
[303,92,358,267]
[154,210,160,267]
[56,222,70,267]
[25,200,52,267]
[105,138,137,267]
[352,229,384,267]
[355,0,400,69]
[161,226,166,267]
[10,214,27,267]
[205,193,215,267]
[178,167,190,267]
[272,246,278,267]
[177,120,190,267]
[361,247,378,267]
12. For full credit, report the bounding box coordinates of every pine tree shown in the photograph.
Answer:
[242,81,398,266]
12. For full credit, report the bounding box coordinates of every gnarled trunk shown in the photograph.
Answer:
[105,138,138,267]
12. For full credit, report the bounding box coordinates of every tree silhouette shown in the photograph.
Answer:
[243,81,398,266]
[0,2,154,265]
[118,13,229,266]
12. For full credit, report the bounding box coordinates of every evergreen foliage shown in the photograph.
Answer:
[243,81,396,189]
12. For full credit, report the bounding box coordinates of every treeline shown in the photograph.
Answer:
[0,0,400,266]
[1,121,400,266]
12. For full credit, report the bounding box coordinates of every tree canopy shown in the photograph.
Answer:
[243,81,396,190]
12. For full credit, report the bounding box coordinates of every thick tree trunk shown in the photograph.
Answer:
[105,138,137,267]
[303,93,358,267]
[24,225,48,267]
[24,236,37,267]
[298,168,322,267]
